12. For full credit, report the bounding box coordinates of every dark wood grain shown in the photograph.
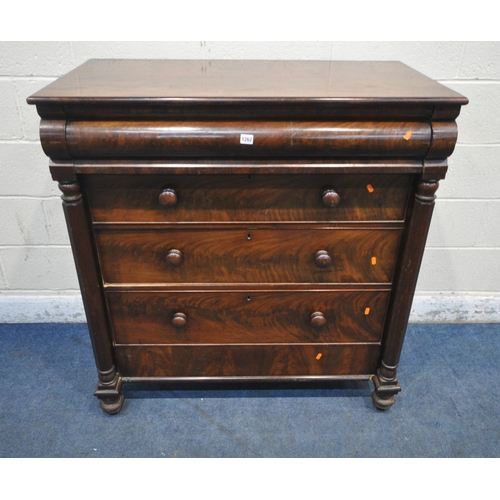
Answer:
[27,60,468,104]
[371,180,440,410]
[28,61,467,123]
[95,227,402,285]
[86,173,412,223]
[26,60,467,412]
[52,102,439,121]
[40,120,71,160]
[380,180,440,368]
[107,289,390,344]
[64,120,432,159]
[57,179,115,373]
[114,343,381,378]
[57,175,124,414]
[427,121,459,159]
[74,159,424,176]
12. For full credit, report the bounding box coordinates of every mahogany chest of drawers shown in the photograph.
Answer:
[28,60,467,413]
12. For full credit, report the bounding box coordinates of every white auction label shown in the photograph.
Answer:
[240,134,254,145]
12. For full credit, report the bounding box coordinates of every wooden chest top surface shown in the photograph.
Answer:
[27,59,467,104]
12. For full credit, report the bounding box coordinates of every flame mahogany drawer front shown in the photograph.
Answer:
[28,60,467,413]
[95,227,402,285]
[86,174,412,223]
[107,290,391,345]
[114,344,382,378]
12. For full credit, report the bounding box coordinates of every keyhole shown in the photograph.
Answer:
[248,174,252,180]
[247,233,252,240]
[247,295,251,301]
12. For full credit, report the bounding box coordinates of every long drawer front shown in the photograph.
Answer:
[68,121,431,158]
[114,344,381,378]
[96,227,402,284]
[107,289,390,344]
[86,173,411,223]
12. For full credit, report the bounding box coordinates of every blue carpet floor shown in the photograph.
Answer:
[0,323,499,457]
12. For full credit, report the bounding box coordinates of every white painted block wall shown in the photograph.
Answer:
[1,41,499,322]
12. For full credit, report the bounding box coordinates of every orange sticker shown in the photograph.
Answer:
[366,184,374,193]
[404,131,412,140]
[371,256,377,265]
[316,353,322,360]
[364,307,371,315]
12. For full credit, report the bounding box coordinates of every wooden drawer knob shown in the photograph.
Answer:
[172,312,187,328]
[166,249,183,267]
[322,189,340,207]
[159,188,178,207]
[310,311,327,328]
[315,250,332,268]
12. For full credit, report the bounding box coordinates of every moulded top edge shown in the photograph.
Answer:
[26,96,469,106]
[26,59,469,106]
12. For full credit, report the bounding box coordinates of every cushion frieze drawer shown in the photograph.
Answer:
[108,289,391,344]
[96,227,402,285]
[66,121,431,159]
[114,343,381,378]
[86,173,412,223]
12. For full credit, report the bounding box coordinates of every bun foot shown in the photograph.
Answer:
[371,372,401,411]
[371,390,396,411]
[99,394,125,415]
[94,370,124,415]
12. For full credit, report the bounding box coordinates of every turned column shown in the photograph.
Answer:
[372,178,440,410]
[56,173,124,414]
